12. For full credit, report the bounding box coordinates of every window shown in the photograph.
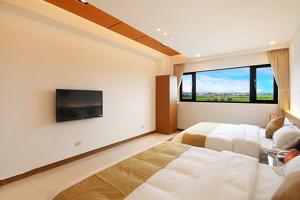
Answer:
[180,64,278,104]
[196,67,250,102]
[181,74,193,100]
[256,67,275,101]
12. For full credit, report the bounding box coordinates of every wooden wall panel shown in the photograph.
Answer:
[44,0,180,56]
[156,75,178,134]
[156,76,171,134]
[169,76,178,132]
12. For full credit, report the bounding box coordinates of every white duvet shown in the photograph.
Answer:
[173,123,261,158]
[53,145,283,200]
[125,147,259,200]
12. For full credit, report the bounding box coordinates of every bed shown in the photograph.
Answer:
[52,141,286,200]
[172,119,300,160]
[172,122,264,158]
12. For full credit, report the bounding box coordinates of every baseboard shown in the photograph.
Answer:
[0,130,156,186]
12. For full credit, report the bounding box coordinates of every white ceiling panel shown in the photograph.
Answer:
[89,0,300,57]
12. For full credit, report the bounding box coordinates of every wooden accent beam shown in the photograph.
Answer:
[44,0,180,56]
[137,36,179,57]
[110,22,145,40]
[45,0,120,28]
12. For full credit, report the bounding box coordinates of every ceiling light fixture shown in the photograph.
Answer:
[156,28,161,32]
[195,54,201,58]
[163,32,168,36]
[78,0,88,4]
[161,43,168,47]
[269,41,277,45]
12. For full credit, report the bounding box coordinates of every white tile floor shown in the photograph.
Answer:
[0,133,175,200]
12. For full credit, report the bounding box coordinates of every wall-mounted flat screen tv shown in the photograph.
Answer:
[56,89,103,122]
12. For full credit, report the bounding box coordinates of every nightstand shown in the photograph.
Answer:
[262,149,284,167]
[267,154,284,167]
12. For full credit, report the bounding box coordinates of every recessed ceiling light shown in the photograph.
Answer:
[195,54,201,58]
[163,32,168,36]
[79,0,88,4]
[269,41,277,45]
[156,28,161,32]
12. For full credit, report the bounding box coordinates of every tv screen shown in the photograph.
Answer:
[56,89,103,122]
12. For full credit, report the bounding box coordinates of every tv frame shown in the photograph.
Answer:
[56,89,103,122]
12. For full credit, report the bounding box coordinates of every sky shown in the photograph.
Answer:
[256,67,274,93]
[182,67,274,94]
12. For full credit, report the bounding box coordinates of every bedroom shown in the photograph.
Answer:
[0,0,300,199]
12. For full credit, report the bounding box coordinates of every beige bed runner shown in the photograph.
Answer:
[53,142,190,200]
[181,122,220,147]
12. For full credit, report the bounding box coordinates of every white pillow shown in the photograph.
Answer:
[284,117,294,126]
[281,155,300,177]
[272,125,300,149]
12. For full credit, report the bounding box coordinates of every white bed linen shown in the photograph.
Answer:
[253,164,283,200]
[53,146,284,200]
[125,147,261,200]
[259,129,284,152]
[259,129,273,149]
[176,123,262,158]
[207,124,261,158]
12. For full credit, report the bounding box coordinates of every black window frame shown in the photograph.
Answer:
[180,64,278,104]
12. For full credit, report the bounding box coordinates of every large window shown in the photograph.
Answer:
[180,64,278,104]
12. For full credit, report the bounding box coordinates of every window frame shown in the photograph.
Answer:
[180,64,278,104]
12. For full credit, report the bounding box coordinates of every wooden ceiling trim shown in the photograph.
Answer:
[136,36,180,56]
[110,22,145,40]
[44,0,180,56]
[108,22,122,29]
[45,0,120,28]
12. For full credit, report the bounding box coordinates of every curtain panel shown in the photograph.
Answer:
[267,48,290,110]
[173,64,185,89]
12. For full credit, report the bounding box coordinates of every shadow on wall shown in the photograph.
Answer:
[31,90,56,127]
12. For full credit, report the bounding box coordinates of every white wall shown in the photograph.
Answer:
[0,0,172,179]
[178,103,277,128]
[178,52,278,129]
[290,26,300,117]
[184,52,269,72]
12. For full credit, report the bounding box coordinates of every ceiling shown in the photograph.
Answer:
[89,0,300,58]
[45,0,180,56]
